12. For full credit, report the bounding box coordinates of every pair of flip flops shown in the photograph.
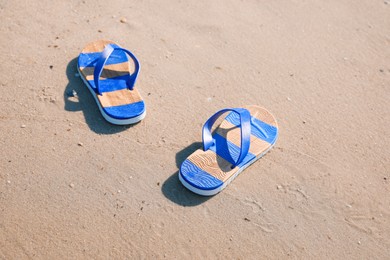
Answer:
[78,40,279,196]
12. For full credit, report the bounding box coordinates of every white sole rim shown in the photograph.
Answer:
[77,66,146,125]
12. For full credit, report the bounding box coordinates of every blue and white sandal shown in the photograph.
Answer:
[77,39,145,125]
[179,105,278,196]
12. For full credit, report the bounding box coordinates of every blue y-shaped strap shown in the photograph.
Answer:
[93,44,140,95]
[202,108,251,168]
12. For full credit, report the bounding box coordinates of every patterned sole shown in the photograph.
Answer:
[179,105,278,196]
[78,39,145,125]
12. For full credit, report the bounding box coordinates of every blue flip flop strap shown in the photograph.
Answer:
[202,108,251,168]
[93,44,140,95]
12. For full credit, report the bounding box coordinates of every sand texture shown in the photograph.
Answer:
[1,0,389,258]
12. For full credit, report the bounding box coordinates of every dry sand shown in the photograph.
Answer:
[1,0,389,258]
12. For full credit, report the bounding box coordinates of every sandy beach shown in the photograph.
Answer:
[1,0,389,258]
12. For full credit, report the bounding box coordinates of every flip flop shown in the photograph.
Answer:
[179,105,278,196]
[77,39,145,125]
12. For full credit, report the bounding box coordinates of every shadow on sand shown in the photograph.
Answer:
[63,57,138,134]
[161,142,213,206]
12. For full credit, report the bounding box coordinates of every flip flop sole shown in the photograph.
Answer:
[179,105,278,196]
[77,66,146,125]
[78,39,145,125]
